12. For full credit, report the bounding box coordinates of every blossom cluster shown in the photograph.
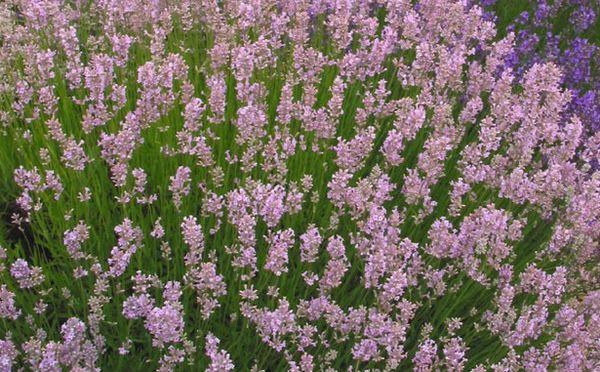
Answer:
[0,0,598,371]
[477,0,600,136]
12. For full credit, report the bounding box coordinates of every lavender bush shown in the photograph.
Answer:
[480,0,600,134]
[0,0,598,371]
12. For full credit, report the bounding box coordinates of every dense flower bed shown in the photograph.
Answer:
[0,0,598,371]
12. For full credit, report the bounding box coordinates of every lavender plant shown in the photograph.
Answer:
[480,0,600,135]
[0,0,598,371]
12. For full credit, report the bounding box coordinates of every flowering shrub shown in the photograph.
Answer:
[0,0,598,371]
[478,0,600,136]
